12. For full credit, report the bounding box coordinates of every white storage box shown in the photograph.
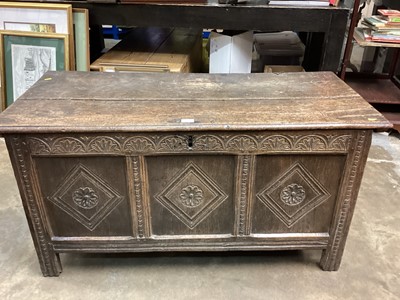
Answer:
[209,30,253,73]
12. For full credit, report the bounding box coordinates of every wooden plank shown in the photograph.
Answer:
[381,112,400,132]
[21,71,361,101]
[0,71,391,133]
[51,233,330,252]
[74,1,347,32]
[346,77,400,105]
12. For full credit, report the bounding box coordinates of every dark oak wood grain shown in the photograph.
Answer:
[0,72,391,133]
[0,71,390,276]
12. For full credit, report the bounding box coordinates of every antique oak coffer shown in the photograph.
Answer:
[0,71,391,276]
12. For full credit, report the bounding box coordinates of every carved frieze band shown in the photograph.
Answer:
[323,131,367,269]
[27,133,352,155]
[11,137,59,276]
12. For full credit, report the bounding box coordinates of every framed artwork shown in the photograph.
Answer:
[0,2,74,69]
[2,22,56,33]
[0,31,70,110]
[73,8,90,71]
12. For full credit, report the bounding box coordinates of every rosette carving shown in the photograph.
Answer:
[180,185,204,207]
[280,184,306,206]
[73,187,99,209]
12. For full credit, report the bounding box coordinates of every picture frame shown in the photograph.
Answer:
[0,31,70,110]
[73,8,90,71]
[0,2,75,70]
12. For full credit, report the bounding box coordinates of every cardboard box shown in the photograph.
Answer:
[209,30,253,73]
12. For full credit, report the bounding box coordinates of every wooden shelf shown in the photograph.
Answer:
[340,1,400,132]
[381,112,400,130]
[71,1,349,71]
[345,77,400,130]
[354,28,400,48]
[346,77,400,105]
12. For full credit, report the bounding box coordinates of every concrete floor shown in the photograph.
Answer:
[0,133,399,300]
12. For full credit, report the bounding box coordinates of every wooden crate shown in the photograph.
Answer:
[91,27,203,73]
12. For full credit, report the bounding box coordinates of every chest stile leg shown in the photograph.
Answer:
[6,135,62,276]
[320,130,372,271]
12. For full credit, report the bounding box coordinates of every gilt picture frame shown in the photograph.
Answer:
[0,31,70,110]
[0,2,75,70]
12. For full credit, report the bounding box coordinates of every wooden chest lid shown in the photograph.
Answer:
[0,71,392,134]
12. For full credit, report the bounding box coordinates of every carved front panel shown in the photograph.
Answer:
[252,155,346,233]
[27,130,354,244]
[147,155,235,236]
[35,157,132,237]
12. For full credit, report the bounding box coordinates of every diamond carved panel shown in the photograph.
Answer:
[155,162,228,229]
[257,162,331,228]
[49,164,123,231]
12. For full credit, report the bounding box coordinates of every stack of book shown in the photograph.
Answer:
[360,9,400,43]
